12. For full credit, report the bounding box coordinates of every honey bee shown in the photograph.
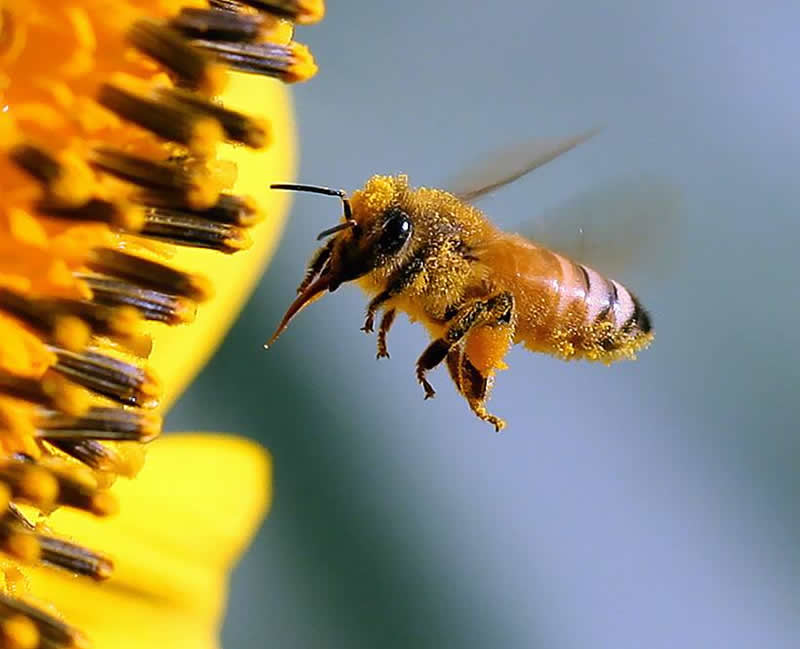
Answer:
[266,131,653,431]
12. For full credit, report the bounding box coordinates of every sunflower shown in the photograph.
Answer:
[0,1,323,647]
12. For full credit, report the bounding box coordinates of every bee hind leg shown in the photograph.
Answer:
[446,349,506,432]
[467,396,506,433]
[415,292,514,405]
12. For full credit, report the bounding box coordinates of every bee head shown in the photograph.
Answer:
[266,176,413,347]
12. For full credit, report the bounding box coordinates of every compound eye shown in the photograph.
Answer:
[378,208,412,255]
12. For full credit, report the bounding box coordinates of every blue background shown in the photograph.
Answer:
[171,2,799,647]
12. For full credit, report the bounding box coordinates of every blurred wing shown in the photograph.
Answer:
[516,176,684,281]
[447,129,601,202]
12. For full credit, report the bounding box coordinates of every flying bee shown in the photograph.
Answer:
[266,131,654,431]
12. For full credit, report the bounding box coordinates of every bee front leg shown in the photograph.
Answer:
[361,293,387,333]
[415,292,514,402]
[362,256,424,337]
[376,309,396,359]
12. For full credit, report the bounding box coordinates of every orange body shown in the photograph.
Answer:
[353,177,652,370]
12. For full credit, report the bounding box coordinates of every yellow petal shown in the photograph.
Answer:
[26,434,271,649]
[145,73,297,409]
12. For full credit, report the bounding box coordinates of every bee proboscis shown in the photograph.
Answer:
[266,132,653,431]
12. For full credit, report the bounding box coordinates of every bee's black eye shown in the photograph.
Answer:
[378,208,412,255]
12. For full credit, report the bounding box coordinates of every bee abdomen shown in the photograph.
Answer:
[553,257,652,360]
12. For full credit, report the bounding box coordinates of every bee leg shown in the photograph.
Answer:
[362,257,424,333]
[416,339,450,399]
[416,292,514,401]
[376,309,396,359]
[361,294,385,333]
[469,401,506,433]
[445,347,468,394]
[446,349,506,432]
[296,239,333,294]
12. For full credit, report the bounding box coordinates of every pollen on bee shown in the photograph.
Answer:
[464,326,514,374]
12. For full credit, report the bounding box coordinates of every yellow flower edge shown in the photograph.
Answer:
[148,74,297,408]
[25,434,271,649]
[0,2,322,646]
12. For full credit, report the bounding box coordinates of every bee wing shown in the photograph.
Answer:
[516,176,685,281]
[447,128,601,202]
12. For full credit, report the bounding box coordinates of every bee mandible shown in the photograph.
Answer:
[266,131,653,431]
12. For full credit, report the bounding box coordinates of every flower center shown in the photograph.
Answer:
[0,1,323,646]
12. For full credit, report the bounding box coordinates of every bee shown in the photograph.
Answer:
[266,131,654,431]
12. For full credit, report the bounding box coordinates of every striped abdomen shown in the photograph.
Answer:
[480,233,653,361]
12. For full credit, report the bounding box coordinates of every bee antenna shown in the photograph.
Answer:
[316,220,357,240]
[270,183,353,220]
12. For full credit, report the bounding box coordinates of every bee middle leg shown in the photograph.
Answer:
[415,292,514,401]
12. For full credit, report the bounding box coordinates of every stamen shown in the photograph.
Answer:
[37,197,146,232]
[38,535,114,581]
[208,0,248,9]
[0,463,58,511]
[127,19,226,96]
[0,371,89,417]
[170,8,265,43]
[142,207,252,253]
[0,289,86,351]
[156,87,270,148]
[96,332,154,360]
[233,0,326,24]
[97,84,222,156]
[49,347,160,409]
[138,192,263,226]
[44,439,121,473]
[0,594,89,649]
[78,276,197,325]
[89,147,219,209]
[190,39,318,83]
[0,288,143,342]
[43,465,118,517]
[36,407,161,443]
[0,611,39,649]
[86,248,213,300]
[8,144,92,208]
[0,514,40,563]
[8,144,62,185]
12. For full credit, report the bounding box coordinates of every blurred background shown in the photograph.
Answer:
[169,1,799,648]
